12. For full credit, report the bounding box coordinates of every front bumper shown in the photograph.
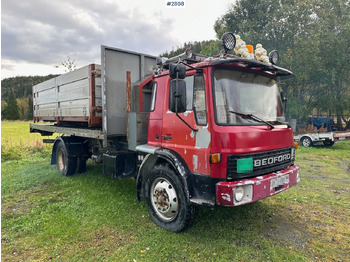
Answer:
[216,164,300,206]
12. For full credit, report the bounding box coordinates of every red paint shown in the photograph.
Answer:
[216,164,300,206]
[147,60,300,206]
[150,71,212,175]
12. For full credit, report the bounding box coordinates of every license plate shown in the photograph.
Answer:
[270,174,289,191]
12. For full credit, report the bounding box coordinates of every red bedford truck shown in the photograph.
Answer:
[30,33,300,232]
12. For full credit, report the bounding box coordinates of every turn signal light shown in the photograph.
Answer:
[294,142,299,149]
[210,153,221,164]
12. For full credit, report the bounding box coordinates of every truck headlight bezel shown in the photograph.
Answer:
[234,186,245,202]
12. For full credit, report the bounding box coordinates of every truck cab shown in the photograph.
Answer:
[135,34,300,231]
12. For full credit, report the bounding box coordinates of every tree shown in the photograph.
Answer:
[214,0,350,129]
[310,0,350,129]
[61,56,77,72]
[1,75,58,102]
[16,97,31,120]
[201,40,222,57]
[3,89,20,120]
[27,96,33,120]
[1,100,8,119]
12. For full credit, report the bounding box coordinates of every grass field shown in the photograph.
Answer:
[2,121,350,261]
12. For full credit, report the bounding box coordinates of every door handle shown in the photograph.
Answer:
[161,135,172,140]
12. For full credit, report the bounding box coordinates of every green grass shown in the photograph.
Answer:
[1,121,53,162]
[2,121,350,261]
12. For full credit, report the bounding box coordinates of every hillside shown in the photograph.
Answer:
[1,75,58,102]
[1,75,58,120]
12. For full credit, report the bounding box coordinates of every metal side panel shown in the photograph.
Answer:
[56,66,90,86]
[101,46,156,144]
[33,64,102,126]
[128,112,149,151]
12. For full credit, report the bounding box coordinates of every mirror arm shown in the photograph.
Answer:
[174,70,198,132]
[176,112,198,133]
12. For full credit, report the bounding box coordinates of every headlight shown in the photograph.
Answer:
[235,186,244,202]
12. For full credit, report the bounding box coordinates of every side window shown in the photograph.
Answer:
[141,81,156,112]
[169,74,207,126]
[193,75,207,125]
[150,82,157,111]
[169,76,193,111]
[184,76,194,110]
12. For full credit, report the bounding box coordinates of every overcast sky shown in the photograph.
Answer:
[1,0,234,79]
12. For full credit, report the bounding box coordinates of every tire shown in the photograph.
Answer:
[76,157,87,174]
[323,140,334,146]
[56,140,77,176]
[145,164,197,232]
[301,137,313,147]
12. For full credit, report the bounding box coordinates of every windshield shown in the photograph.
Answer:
[213,69,285,125]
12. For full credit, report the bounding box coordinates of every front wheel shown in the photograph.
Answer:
[145,164,197,232]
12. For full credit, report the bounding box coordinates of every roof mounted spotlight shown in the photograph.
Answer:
[269,50,279,65]
[221,32,236,53]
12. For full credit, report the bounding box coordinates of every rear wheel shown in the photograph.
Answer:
[56,140,77,176]
[301,137,313,147]
[145,164,197,232]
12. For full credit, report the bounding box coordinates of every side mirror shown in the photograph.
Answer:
[169,63,186,79]
[169,79,186,113]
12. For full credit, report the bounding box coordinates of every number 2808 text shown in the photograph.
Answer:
[167,1,185,7]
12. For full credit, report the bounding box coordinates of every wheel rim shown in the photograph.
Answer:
[57,148,65,171]
[150,177,179,221]
[302,138,311,147]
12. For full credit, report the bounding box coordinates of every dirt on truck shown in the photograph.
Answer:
[31,32,300,232]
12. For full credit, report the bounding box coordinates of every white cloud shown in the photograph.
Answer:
[1,0,234,79]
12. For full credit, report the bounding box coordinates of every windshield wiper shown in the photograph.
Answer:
[229,111,275,129]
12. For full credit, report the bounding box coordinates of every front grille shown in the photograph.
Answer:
[227,147,294,180]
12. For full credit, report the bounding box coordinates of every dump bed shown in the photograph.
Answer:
[32,46,157,147]
[33,64,102,127]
